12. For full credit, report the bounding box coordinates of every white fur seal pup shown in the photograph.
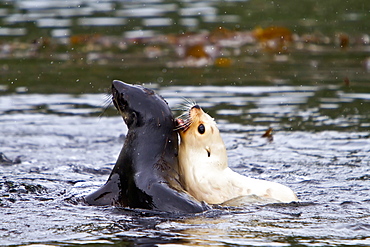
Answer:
[176,103,298,204]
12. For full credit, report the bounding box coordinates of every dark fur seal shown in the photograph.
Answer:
[84,80,208,213]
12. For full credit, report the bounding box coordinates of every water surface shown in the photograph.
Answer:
[1,0,370,246]
[1,84,370,246]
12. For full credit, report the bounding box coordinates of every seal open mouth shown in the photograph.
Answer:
[175,101,201,132]
[111,80,142,128]
[111,80,129,114]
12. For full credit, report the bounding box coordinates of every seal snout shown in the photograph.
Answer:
[111,81,124,103]
[112,80,130,92]
[111,80,132,115]
[175,103,203,133]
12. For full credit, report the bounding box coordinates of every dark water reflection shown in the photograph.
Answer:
[1,0,370,246]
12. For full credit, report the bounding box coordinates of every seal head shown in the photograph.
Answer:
[85,81,208,213]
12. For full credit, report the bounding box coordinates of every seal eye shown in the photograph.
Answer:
[198,124,205,134]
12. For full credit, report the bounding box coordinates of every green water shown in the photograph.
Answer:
[1,0,369,95]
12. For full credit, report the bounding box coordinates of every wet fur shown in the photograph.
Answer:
[85,81,209,213]
[176,103,298,204]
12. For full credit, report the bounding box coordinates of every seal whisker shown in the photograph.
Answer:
[174,98,197,131]
[182,98,197,111]
[175,98,196,111]
[177,111,190,120]
[182,120,193,131]
[99,93,113,118]
[172,101,187,112]
[174,119,193,131]
[176,99,197,117]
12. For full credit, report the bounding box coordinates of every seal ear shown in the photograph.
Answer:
[124,111,138,128]
[131,112,138,126]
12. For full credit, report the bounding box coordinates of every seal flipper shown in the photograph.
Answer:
[84,174,209,213]
[149,181,210,213]
[84,173,120,206]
